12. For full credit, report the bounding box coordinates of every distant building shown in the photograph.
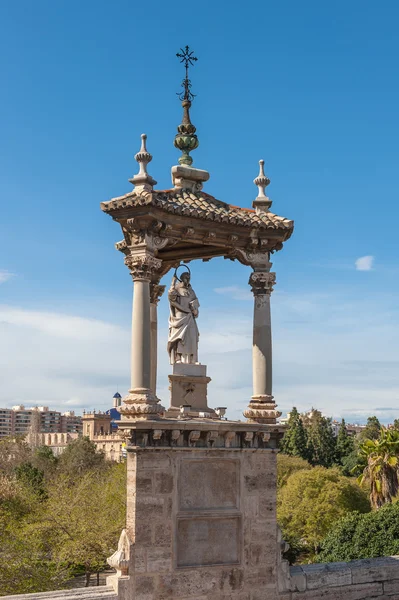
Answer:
[82,404,124,462]
[106,392,122,431]
[2,395,124,461]
[0,405,82,438]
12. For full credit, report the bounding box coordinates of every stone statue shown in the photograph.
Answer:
[167,266,199,364]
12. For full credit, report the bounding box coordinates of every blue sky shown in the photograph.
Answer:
[0,1,398,423]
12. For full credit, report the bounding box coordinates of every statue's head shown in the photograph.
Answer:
[181,272,191,287]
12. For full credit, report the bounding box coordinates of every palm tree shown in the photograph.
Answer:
[355,428,399,510]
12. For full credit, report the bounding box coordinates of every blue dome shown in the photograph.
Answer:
[113,392,122,398]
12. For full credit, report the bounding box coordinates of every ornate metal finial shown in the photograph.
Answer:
[253,160,272,213]
[129,133,157,191]
[176,45,198,102]
[174,46,199,167]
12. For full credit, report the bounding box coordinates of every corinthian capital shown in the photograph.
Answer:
[249,271,276,296]
[150,283,166,304]
[124,252,162,282]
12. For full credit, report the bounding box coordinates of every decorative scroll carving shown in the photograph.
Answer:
[224,431,236,448]
[107,529,131,576]
[124,254,162,281]
[171,429,181,445]
[232,248,272,269]
[188,430,201,447]
[244,431,254,447]
[115,239,129,255]
[206,430,218,447]
[249,271,276,296]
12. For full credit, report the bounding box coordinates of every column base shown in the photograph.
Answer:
[119,388,165,421]
[243,394,282,424]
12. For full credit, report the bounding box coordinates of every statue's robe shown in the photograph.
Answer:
[168,284,199,364]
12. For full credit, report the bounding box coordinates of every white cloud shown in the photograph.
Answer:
[1,286,399,424]
[0,270,14,284]
[213,285,252,301]
[355,255,374,271]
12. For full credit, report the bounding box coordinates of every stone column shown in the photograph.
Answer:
[149,283,166,395]
[244,270,281,424]
[121,252,165,421]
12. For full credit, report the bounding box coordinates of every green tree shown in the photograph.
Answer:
[359,416,381,442]
[32,445,58,479]
[0,475,65,595]
[37,462,126,586]
[336,419,354,465]
[277,466,370,553]
[318,502,399,563]
[392,419,399,431]
[277,454,311,488]
[280,407,309,460]
[14,462,46,498]
[306,414,337,468]
[58,436,106,478]
[355,427,399,509]
[0,436,31,476]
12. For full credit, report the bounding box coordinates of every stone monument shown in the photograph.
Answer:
[102,46,294,600]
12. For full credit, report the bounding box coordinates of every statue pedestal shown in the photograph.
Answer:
[166,363,215,418]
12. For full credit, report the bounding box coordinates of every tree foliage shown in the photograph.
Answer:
[336,419,354,464]
[359,416,381,442]
[318,502,399,562]
[277,453,311,488]
[356,427,399,509]
[277,466,370,552]
[58,436,106,478]
[280,407,309,461]
[305,412,337,468]
[0,438,126,596]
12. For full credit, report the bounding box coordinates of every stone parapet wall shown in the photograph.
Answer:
[281,556,399,600]
[0,585,117,600]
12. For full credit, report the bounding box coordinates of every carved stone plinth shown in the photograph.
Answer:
[166,363,214,418]
[119,388,164,422]
[243,394,282,425]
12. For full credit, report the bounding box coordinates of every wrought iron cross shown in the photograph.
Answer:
[176,45,198,101]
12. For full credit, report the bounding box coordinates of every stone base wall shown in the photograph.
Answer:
[280,556,399,600]
[122,443,280,600]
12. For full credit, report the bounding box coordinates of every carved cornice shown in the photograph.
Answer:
[124,253,162,282]
[120,426,275,449]
[249,271,276,296]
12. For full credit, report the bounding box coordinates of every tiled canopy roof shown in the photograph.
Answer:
[102,189,293,232]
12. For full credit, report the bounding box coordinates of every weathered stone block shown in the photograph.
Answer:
[351,557,399,584]
[177,516,240,567]
[134,547,147,572]
[147,547,172,573]
[179,458,239,510]
[304,562,352,590]
[135,575,155,600]
[154,521,172,547]
[384,579,399,595]
[136,475,153,493]
[292,582,383,600]
[155,471,173,494]
[290,565,306,592]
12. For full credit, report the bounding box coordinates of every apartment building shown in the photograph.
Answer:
[0,405,82,438]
